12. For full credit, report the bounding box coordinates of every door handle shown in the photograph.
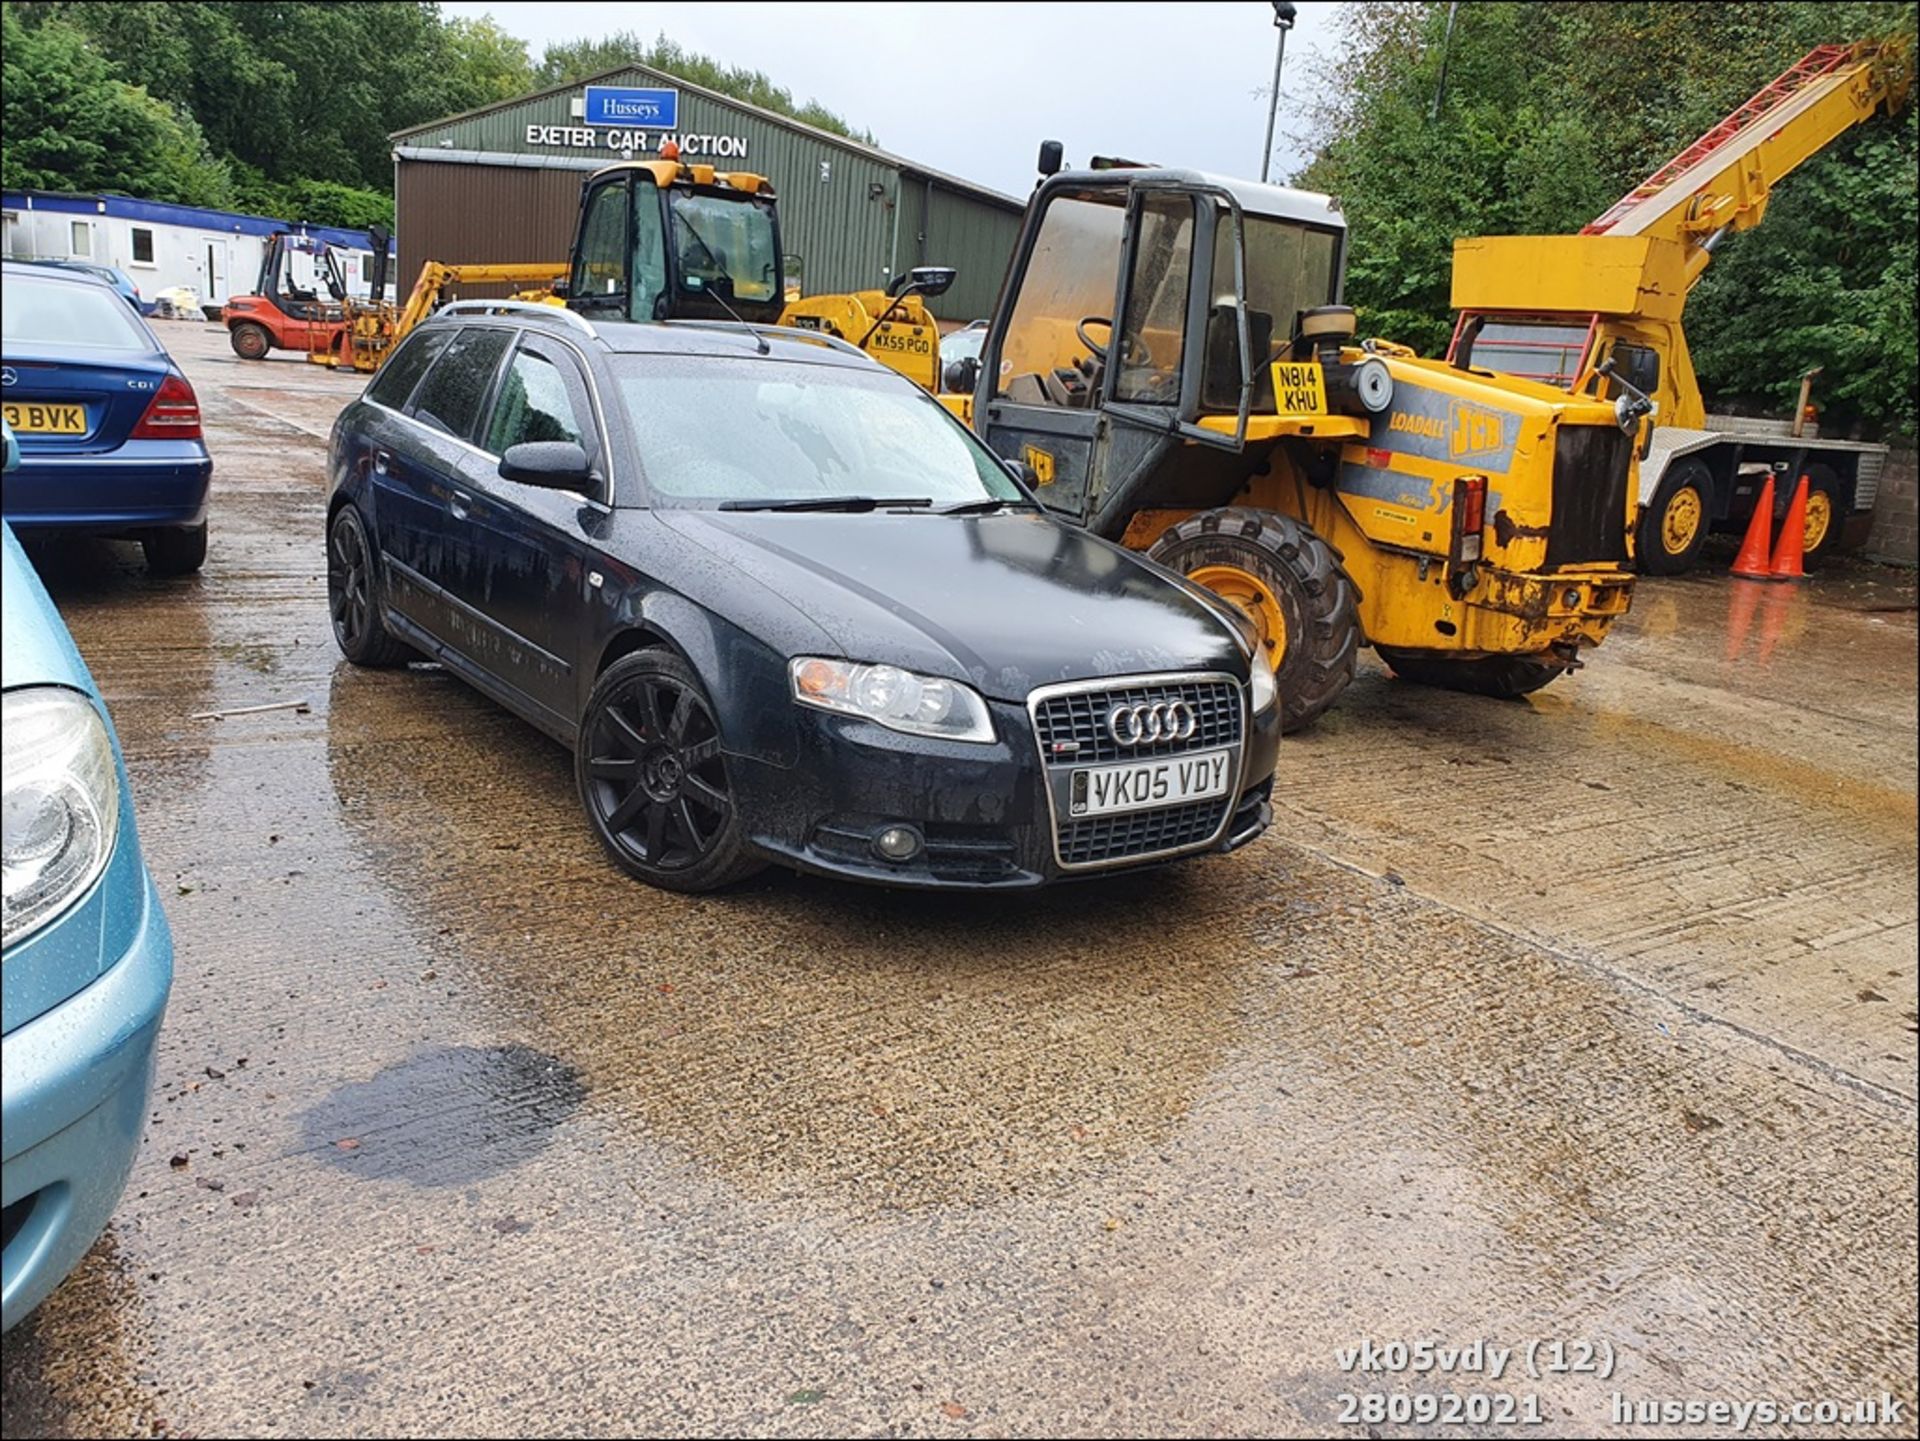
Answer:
[449,494,471,521]
[372,449,391,476]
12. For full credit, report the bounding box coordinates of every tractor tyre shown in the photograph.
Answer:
[1147,508,1361,734]
[230,322,272,360]
[1376,649,1566,699]
[1636,458,1711,576]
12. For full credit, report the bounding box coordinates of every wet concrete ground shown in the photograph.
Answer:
[3,323,1915,1438]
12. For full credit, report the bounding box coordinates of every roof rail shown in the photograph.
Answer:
[660,318,871,360]
[435,299,599,339]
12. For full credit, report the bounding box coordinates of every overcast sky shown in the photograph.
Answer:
[440,1,1344,198]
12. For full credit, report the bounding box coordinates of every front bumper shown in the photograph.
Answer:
[4,445,212,535]
[732,690,1280,890]
[1455,565,1634,660]
[2,869,172,1333]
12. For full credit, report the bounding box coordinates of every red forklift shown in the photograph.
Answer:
[223,225,390,361]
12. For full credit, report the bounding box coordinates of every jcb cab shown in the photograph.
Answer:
[961,162,1641,729]
[563,156,956,391]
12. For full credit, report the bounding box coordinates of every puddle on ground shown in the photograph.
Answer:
[297,1043,586,1186]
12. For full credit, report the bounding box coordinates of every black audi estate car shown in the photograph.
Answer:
[325,305,1279,892]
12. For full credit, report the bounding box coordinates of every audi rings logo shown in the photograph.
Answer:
[1107,700,1197,747]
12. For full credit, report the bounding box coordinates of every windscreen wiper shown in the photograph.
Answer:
[932,497,1035,516]
[717,495,931,512]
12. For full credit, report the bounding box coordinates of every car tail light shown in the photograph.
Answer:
[131,373,201,440]
[1450,474,1487,565]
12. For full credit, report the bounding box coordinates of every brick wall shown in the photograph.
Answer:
[1864,444,1917,567]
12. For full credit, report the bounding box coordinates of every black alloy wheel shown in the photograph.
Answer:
[327,505,411,666]
[577,650,762,893]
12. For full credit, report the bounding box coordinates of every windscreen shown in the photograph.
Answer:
[669,192,780,305]
[2,271,149,350]
[613,356,1022,509]
[994,193,1127,401]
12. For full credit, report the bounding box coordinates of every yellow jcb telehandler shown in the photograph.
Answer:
[946,147,1644,730]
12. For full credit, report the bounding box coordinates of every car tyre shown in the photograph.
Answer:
[577,650,764,894]
[143,521,207,576]
[1376,649,1566,699]
[230,322,272,360]
[1148,507,1361,733]
[327,505,412,666]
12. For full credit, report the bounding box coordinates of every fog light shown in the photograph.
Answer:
[1563,588,1581,608]
[873,825,923,862]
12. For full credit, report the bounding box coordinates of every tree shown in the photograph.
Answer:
[13,2,541,194]
[2,3,233,206]
[445,15,536,108]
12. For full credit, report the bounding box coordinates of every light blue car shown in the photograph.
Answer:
[1,420,173,1332]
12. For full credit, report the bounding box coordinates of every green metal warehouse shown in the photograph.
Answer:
[390,64,1024,322]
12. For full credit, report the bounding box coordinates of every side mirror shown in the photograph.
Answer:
[499,441,592,491]
[944,356,980,394]
[1037,140,1065,177]
[905,265,955,298]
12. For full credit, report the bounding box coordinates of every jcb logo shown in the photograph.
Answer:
[1448,400,1506,461]
[1022,444,1056,486]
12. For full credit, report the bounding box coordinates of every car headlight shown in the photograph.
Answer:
[1249,646,1278,716]
[789,658,995,743]
[3,688,121,950]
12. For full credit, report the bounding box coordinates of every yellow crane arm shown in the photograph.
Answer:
[389,261,570,348]
[1586,39,1911,286]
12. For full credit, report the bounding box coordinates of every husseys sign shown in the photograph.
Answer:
[524,87,749,159]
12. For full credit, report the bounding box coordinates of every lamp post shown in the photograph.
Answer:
[1260,1,1299,183]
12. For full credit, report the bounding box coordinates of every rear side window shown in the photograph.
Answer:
[408,328,510,443]
[2,271,149,351]
[367,330,449,410]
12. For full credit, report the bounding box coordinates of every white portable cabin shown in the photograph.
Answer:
[1,190,395,307]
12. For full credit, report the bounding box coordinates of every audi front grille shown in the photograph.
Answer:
[1028,672,1246,870]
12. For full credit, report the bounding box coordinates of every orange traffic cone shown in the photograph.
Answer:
[1768,474,1811,581]
[1729,475,1776,578]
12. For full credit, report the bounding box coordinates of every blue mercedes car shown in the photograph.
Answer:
[2,261,212,574]
[1,423,174,1333]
